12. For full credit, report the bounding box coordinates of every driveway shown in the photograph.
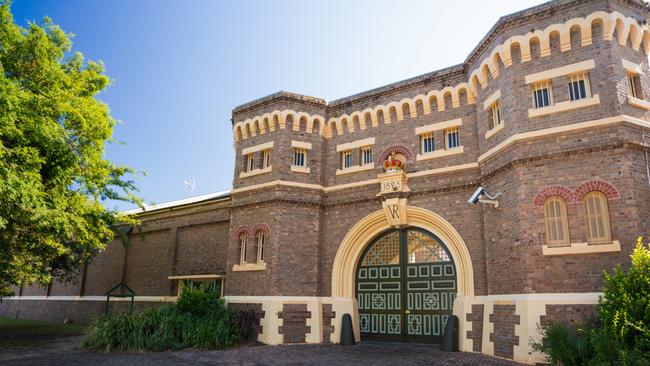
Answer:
[2,341,527,366]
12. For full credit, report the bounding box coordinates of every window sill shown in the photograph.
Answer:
[542,240,620,256]
[336,164,375,176]
[416,146,464,161]
[239,166,272,179]
[628,95,650,110]
[232,262,267,272]
[485,122,505,139]
[528,95,600,118]
[290,165,310,174]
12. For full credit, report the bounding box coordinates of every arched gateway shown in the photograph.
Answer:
[331,206,474,344]
[356,228,456,343]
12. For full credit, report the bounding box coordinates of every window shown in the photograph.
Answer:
[361,146,372,166]
[239,233,248,264]
[246,154,254,172]
[421,132,435,154]
[342,150,353,169]
[255,231,265,263]
[487,100,502,130]
[543,197,570,246]
[262,149,271,168]
[293,148,306,167]
[181,278,223,297]
[532,81,552,108]
[445,128,460,149]
[583,191,612,244]
[568,73,590,101]
[628,73,643,99]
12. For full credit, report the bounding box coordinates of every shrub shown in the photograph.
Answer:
[532,238,650,365]
[81,287,242,352]
[598,237,650,355]
[234,308,261,343]
[531,322,594,366]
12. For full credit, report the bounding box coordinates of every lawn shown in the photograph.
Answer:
[0,317,87,351]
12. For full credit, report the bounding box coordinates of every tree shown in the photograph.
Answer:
[0,1,140,297]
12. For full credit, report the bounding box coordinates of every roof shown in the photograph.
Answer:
[120,189,231,216]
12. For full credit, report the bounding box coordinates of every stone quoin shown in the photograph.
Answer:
[3,0,650,364]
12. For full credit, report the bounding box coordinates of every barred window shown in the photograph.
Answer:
[246,154,255,172]
[255,231,265,263]
[487,100,502,130]
[360,231,400,266]
[421,132,435,154]
[239,233,248,264]
[532,81,552,108]
[583,191,612,244]
[543,196,570,246]
[407,230,450,263]
[181,278,223,297]
[361,146,372,166]
[568,73,590,101]
[293,148,306,167]
[445,127,460,149]
[628,73,643,99]
[262,149,271,168]
[342,150,353,169]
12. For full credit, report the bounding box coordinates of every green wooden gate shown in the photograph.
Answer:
[356,228,456,343]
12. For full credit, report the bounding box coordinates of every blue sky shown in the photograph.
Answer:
[11,0,546,210]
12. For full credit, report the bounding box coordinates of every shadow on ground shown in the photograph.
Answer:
[0,317,526,366]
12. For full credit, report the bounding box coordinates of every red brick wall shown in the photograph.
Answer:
[466,304,485,352]
[278,303,311,344]
[489,304,520,359]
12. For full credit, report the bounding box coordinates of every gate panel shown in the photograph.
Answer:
[356,228,456,344]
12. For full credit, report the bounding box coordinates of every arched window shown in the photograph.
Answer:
[544,196,570,246]
[255,231,265,263]
[583,191,611,244]
[239,233,248,264]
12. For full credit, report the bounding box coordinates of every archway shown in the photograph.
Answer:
[356,227,457,343]
[331,206,474,343]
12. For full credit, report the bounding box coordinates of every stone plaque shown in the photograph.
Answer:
[382,198,408,227]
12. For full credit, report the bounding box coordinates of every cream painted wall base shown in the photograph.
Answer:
[454,292,601,365]
[224,296,359,346]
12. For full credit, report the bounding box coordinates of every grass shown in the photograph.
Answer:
[0,317,87,351]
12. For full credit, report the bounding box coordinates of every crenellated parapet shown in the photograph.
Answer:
[232,10,650,143]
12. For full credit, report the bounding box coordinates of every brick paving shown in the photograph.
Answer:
[3,342,527,366]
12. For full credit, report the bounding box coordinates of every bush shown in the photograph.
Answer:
[598,237,650,355]
[531,322,594,366]
[532,238,650,365]
[81,288,242,351]
[234,308,261,343]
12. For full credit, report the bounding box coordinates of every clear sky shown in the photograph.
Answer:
[10,0,547,210]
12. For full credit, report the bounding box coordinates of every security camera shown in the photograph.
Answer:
[468,186,502,208]
[468,186,485,205]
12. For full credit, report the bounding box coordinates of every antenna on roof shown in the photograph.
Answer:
[183,177,196,195]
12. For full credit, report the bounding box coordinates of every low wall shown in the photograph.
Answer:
[0,296,175,324]
[454,292,601,364]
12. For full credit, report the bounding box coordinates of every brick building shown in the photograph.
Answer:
[3,0,650,363]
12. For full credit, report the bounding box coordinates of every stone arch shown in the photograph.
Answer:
[413,95,430,115]
[331,206,475,299]
[574,180,621,201]
[234,125,243,142]
[387,102,401,122]
[533,185,577,207]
